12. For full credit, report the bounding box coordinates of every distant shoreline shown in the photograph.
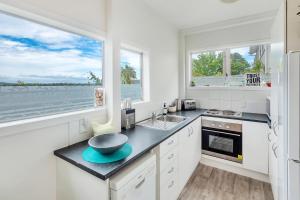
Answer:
[0,83,102,86]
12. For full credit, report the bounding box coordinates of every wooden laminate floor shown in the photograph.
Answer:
[178,164,273,200]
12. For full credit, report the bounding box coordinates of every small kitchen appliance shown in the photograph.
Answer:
[182,99,196,110]
[121,108,135,130]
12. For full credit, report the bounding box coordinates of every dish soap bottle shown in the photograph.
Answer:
[163,102,168,115]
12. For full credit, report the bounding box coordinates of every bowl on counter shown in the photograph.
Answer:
[88,133,128,154]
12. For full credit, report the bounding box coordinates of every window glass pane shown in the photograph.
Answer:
[230,45,270,86]
[231,45,267,75]
[120,49,142,101]
[0,12,104,123]
[191,51,224,86]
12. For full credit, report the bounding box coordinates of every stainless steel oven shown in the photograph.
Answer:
[202,118,243,163]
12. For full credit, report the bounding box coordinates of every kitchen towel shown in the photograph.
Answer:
[91,119,116,136]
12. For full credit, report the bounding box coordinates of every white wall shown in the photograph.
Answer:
[0,0,179,199]
[0,0,106,34]
[182,19,273,113]
[187,88,270,113]
[0,1,108,200]
[0,109,107,200]
[108,0,179,123]
[185,20,272,51]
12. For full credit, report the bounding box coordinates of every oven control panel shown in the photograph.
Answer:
[202,119,242,133]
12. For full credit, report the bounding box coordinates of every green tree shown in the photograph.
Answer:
[230,53,251,75]
[88,71,101,85]
[121,65,136,84]
[251,59,265,73]
[16,80,26,86]
[192,52,223,77]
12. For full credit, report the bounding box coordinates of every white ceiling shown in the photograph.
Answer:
[141,0,282,29]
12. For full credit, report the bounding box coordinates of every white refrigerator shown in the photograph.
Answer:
[287,52,300,200]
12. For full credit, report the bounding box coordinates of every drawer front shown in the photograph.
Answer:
[160,162,178,185]
[160,148,178,172]
[160,177,178,200]
[160,134,178,157]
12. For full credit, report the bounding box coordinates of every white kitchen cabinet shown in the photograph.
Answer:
[157,133,179,200]
[242,121,269,174]
[190,117,202,163]
[156,117,202,200]
[178,117,201,191]
[268,128,279,200]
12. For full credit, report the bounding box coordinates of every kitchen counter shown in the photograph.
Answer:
[54,109,269,180]
[201,112,270,124]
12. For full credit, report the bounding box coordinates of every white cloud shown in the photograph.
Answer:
[0,12,103,83]
[0,12,80,47]
[0,40,102,82]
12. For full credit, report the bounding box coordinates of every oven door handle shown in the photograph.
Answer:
[202,128,241,137]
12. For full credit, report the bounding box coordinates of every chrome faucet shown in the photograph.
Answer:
[151,112,157,121]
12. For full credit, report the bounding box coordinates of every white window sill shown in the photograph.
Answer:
[0,106,107,137]
[133,100,150,106]
[187,86,271,91]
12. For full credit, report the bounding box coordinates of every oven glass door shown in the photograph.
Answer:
[202,128,242,157]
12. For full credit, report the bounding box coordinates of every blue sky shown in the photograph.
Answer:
[230,47,255,64]
[0,12,103,84]
[120,49,142,79]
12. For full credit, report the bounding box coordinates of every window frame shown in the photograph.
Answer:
[0,7,107,126]
[120,45,146,103]
[188,43,270,89]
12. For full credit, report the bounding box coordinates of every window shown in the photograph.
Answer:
[120,48,143,102]
[191,50,225,86]
[190,44,271,87]
[0,12,104,123]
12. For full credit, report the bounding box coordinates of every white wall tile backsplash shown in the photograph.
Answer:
[186,89,270,114]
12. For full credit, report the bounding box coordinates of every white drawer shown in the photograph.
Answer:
[160,148,178,172]
[160,134,178,157]
[160,177,178,200]
[160,162,178,185]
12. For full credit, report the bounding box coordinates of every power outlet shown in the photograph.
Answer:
[79,118,88,134]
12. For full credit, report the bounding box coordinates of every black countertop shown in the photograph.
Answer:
[54,109,269,180]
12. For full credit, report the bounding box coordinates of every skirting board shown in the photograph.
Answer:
[200,155,270,183]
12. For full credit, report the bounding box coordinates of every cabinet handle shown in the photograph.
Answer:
[168,153,174,160]
[272,143,278,159]
[135,177,145,189]
[168,140,174,145]
[292,160,300,164]
[268,131,272,142]
[168,180,174,188]
[272,121,278,136]
[188,127,193,137]
[168,167,174,174]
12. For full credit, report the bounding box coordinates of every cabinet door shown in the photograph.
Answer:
[178,127,192,191]
[268,128,279,200]
[189,118,202,166]
[243,121,269,174]
[286,0,300,52]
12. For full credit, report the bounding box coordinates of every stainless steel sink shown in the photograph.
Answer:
[156,115,186,123]
[137,115,187,130]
